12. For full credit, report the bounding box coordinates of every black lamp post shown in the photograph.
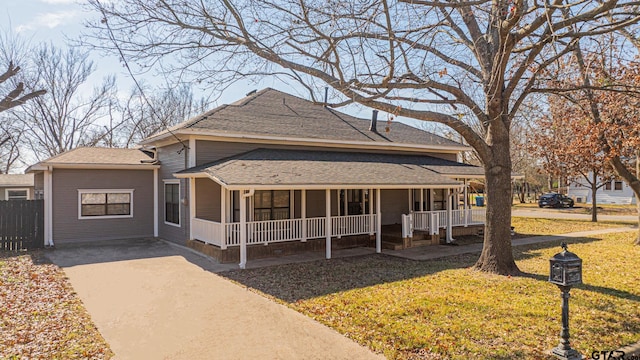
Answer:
[549,242,583,360]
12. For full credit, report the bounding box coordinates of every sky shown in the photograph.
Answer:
[1,0,432,138]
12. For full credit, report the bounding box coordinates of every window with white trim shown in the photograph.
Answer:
[164,181,180,226]
[78,190,133,219]
[614,180,623,191]
[6,189,28,201]
[254,190,290,220]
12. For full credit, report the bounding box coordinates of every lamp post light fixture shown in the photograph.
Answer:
[549,242,583,360]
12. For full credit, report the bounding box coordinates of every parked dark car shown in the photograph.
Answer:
[538,193,574,208]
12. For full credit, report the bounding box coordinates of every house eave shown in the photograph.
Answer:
[174,172,463,190]
[27,163,160,171]
[141,129,470,154]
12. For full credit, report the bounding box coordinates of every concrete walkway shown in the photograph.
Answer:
[46,240,383,360]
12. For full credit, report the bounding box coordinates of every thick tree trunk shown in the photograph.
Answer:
[474,140,520,275]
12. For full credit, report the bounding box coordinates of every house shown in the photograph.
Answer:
[28,88,487,268]
[26,148,158,243]
[0,174,35,201]
[568,175,637,205]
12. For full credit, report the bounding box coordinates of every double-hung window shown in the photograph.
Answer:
[164,181,180,226]
[78,190,133,219]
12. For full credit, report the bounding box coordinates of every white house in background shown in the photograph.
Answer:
[568,175,637,205]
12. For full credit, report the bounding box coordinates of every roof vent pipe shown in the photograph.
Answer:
[323,87,328,107]
[370,110,378,132]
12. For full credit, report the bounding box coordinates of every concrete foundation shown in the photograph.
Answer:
[187,234,375,263]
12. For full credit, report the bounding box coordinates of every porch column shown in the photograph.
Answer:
[463,180,469,227]
[463,179,468,209]
[290,190,294,219]
[420,188,424,212]
[429,189,435,211]
[343,189,347,216]
[325,189,331,259]
[376,188,381,253]
[220,187,227,250]
[369,188,374,235]
[239,190,247,269]
[189,178,196,240]
[446,188,453,243]
[407,189,412,212]
[301,189,307,242]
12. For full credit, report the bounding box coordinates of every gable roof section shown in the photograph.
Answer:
[0,174,34,187]
[143,88,467,150]
[175,148,484,189]
[26,147,158,171]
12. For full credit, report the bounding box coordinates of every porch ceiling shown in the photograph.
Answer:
[175,149,483,189]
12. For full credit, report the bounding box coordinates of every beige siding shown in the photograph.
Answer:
[195,140,460,166]
[157,142,190,244]
[381,189,409,225]
[195,178,221,222]
[51,169,154,243]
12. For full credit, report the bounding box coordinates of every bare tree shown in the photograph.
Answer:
[0,120,25,173]
[119,84,208,147]
[13,44,116,160]
[0,28,46,153]
[87,0,640,274]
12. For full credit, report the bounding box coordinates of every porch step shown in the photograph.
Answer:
[411,239,433,247]
[382,241,404,250]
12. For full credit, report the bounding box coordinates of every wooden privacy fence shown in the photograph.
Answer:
[0,200,44,251]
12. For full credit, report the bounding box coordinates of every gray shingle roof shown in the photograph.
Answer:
[36,147,155,166]
[0,174,34,187]
[177,149,483,187]
[155,88,465,148]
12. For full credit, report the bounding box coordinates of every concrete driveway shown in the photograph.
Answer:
[46,239,383,360]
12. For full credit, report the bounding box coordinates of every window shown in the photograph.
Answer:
[614,181,623,191]
[254,190,290,220]
[604,181,612,191]
[165,182,180,226]
[78,190,133,219]
[6,189,28,201]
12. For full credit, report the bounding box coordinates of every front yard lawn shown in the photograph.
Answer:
[224,231,640,359]
[0,251,112,359]
[511,217,633,237]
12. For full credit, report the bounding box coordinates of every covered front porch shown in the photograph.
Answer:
[175,148,486,268]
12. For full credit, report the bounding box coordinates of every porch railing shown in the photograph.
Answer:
[192,214,374,248]
[411,209,486,234]
[331,214,375,237]
[192,218,224,247]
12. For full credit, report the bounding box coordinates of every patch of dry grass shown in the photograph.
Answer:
[0,251,112,359]
[224,232,640,359]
